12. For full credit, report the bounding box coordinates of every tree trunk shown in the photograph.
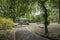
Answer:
[44,7,48,33]
[38,0,49,34]
[58,0,60,24]
[45,24,48,33]
[12,17,16,22]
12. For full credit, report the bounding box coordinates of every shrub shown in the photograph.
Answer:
[0,17,15,30]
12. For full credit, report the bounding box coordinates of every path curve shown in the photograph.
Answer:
[15,27,49,40]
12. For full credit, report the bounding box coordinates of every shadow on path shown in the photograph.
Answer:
[15,27,49,40]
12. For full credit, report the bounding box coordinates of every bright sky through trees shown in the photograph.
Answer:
[32,11,40,15]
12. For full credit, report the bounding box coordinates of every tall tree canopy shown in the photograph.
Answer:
[0,0,59,34]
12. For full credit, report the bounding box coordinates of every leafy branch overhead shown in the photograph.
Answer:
[0,0,59,34]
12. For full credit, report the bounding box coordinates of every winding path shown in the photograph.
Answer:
[14,26,49,40]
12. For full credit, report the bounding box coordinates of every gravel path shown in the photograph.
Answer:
[15,27,49,40]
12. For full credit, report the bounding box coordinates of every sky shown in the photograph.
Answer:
[32,11,40,15]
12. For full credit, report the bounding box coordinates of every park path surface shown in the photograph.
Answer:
[14,25,49,40]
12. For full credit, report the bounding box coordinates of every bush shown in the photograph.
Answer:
[0,17,15,30]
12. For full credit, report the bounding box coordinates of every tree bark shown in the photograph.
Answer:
[12,17,16,22]
[43,5,48,34]
[58,0,60,24]
[38,0,48,33]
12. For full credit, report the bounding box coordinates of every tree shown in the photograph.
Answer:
[0,0,59,34]
[38,0,49,34]
[7,0,38,22]
[58,0,60,24]
[0,0,9,17]
[46,0,59,23]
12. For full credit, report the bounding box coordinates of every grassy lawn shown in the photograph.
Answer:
[47,23,60,39]
[26,23,60,40]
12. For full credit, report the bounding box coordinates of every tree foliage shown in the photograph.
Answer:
[0,0,59,33]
